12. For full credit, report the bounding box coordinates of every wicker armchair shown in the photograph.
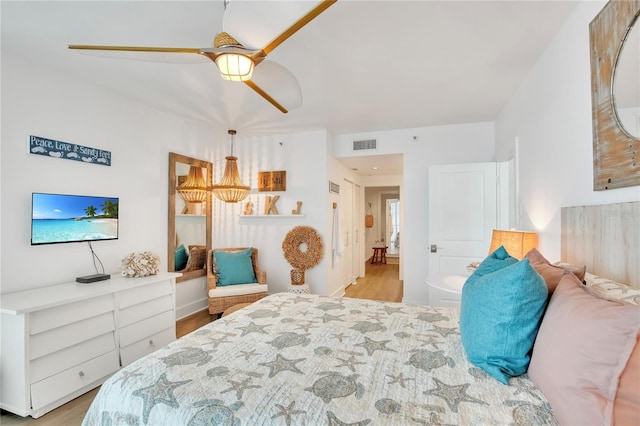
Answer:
[180,245,207,272]
[206,247,268,315]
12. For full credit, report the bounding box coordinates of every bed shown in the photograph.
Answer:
[84,292,556,425]
[83,202,640,425]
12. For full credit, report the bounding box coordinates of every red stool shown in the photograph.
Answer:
[371,246,388,264]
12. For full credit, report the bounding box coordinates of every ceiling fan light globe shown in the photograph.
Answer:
[215,53,254,82]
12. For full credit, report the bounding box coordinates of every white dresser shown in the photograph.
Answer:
[0,273,180,418]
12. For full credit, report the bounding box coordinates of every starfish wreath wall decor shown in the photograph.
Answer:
[282,225,324,285]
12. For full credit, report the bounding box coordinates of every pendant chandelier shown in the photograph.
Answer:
[211,130,250,203]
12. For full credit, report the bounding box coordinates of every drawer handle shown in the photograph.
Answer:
[149,339,154,346]
[78,371,85,378]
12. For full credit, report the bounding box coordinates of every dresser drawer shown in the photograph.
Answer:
[118,280,172,310]
[30,294,114,335]
[30,312,116,360]
[30,332,116,383]
[119,310,174,348]
[30,350,119,410]
[119,294,173,328]
[120,327,175,366]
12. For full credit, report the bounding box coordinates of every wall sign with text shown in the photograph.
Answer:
[258,171,286,192]
[29,135,112,166]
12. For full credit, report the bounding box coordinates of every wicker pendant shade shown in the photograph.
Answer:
[211,130,250,203]
[177,166,207,204]
[489,229,538,260]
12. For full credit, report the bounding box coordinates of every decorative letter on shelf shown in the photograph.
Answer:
[292,201,303,215]
[264,196,280,215]
[243,201,254,215]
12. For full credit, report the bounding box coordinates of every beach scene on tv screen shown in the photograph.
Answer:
[32,194,118,244]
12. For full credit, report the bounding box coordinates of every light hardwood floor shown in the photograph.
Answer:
[345,262,402,302]
[0,262,401,425]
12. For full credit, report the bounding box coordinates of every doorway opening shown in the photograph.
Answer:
[365,186,400,267]
[337,153,403,301]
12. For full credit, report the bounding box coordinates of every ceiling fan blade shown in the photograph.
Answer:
[262,0,337,55]
[244,60,302,113]
[68,45,209,64]
[244,80,289,114]
[223,0,336,52]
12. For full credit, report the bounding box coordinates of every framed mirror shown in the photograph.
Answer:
[613,12,640,139]
[590,0,640,190]
[168,152,212,283]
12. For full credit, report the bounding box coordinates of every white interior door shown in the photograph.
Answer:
[343,179,355,285]
[355,183,363,278]
[428,162,498,276]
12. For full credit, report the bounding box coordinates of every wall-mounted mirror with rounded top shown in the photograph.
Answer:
[612,12,640,139]
[590,0,640,190]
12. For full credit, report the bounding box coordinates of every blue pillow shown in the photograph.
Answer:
[174,244,188,271]
[459,247,548,384]
[471,245,518,277]
[214,248,257,286]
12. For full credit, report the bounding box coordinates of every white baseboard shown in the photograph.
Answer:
[329,286,346,298]
[401,297,428,306]
[176,298,208,321]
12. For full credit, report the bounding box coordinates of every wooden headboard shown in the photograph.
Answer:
[561,201,639,288]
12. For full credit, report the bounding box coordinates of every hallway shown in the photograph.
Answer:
[344,262,402,303]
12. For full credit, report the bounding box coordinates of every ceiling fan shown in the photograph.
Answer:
[68,0,337,114]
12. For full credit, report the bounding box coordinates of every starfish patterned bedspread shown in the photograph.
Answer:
[83,293,556,425]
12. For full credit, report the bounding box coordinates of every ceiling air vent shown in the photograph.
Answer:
[353,139,377,151]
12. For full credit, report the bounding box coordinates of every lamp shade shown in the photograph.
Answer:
[489,229,538,260]
[215,53,254,82]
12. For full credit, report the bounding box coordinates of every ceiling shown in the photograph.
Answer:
[1,0,578,176]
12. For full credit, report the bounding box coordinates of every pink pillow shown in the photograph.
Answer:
[528,273,640,425]
[614,335,640,425]
[524,248,586,293]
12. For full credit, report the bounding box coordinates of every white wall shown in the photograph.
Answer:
[0,50,393,316]
[334,122,496,304]
[0,54,224,302]
[495,0,640,262]
[210,130,333,297]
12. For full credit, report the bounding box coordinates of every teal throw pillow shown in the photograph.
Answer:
[174,244,188,271]
[460,248,548,384]
[214,248,257,286]
[471,245,518,277]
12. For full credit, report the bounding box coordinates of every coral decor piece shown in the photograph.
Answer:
[121,251,161,278]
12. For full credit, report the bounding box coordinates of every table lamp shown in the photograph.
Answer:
[489,229,538,260]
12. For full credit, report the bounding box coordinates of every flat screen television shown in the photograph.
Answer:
[31,192,119,245]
